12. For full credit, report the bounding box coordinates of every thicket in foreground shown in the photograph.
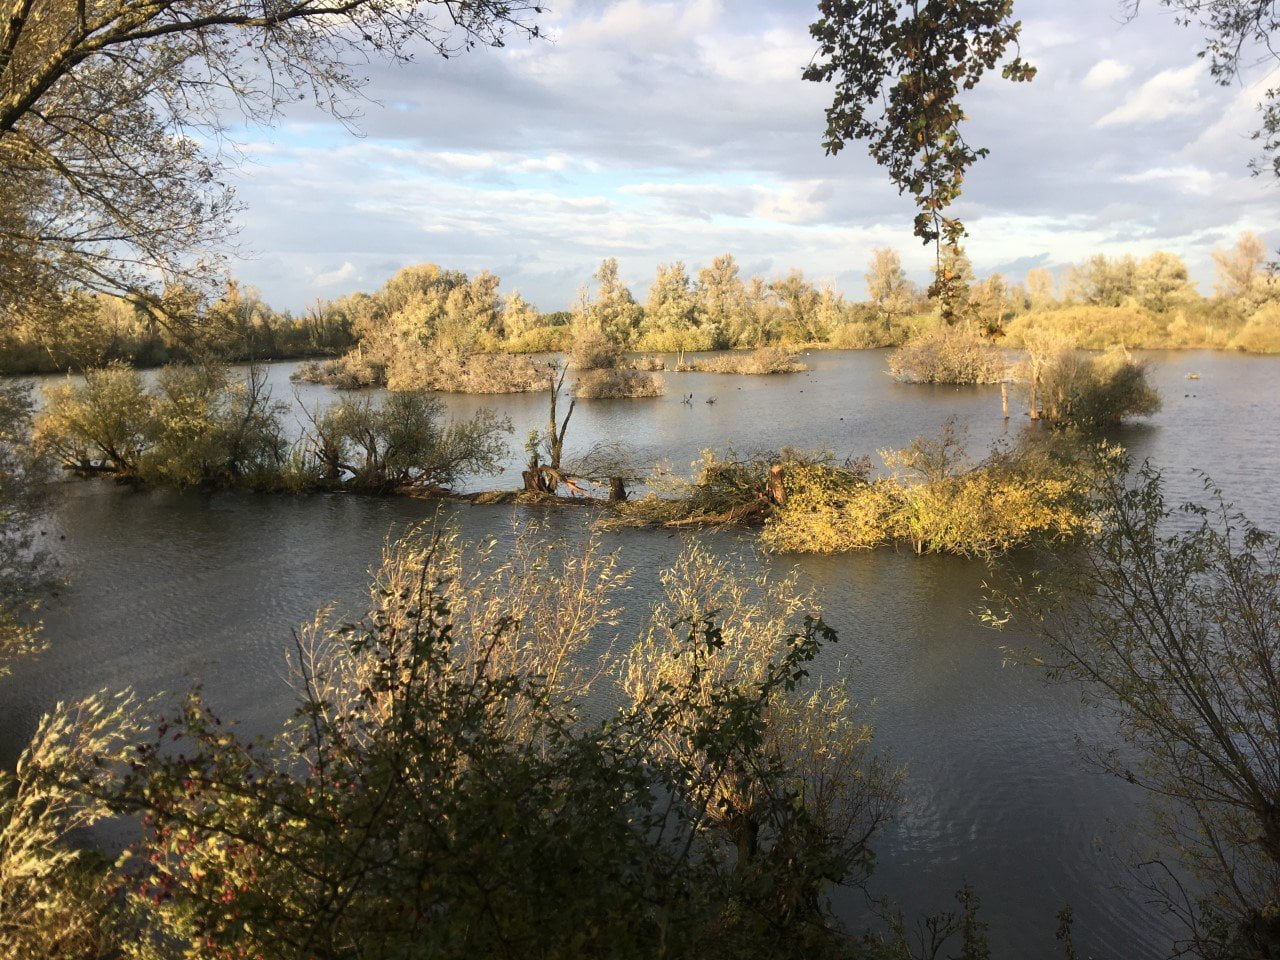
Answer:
[15,530,909,959]
[989,464,1280,959]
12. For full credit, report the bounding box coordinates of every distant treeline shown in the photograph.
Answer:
[3,233,1277,375]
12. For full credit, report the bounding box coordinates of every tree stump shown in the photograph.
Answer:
[609,477,628,502]
[767,464,786,506]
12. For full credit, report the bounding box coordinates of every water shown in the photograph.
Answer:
[4,348,1278,957]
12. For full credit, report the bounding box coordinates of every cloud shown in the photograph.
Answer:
[1096,65,1206,128]
[1083,58,1133,89]
[217,0,1275,309]
[312,261,358,288]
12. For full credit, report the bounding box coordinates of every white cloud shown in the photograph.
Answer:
[313,261,358,288]
[1082,58,1133,89]
[1096,65,1205,128]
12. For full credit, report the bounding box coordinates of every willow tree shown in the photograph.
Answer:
[0,0,541,331]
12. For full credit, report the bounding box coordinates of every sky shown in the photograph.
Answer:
[222,0,1280,313]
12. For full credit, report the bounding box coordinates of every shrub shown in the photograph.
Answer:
[1229,302,1280,354]
[694,345,807,375]
[827,320,900,349]
[386,348,550,393]
[569,328,623,371]
[634,326,720,353]
[93,530,897,960]
[887,325,1007,384]
[305,392,511,493]
[504,324,573,353]
[1036,346,1161,429]
[0,383,52,669]
[1004,305,1164,350]
[629,353,666,371]
[143,364,289,486]
[573,368,665,399]
[291,352,383,389]
[35,363,153,474]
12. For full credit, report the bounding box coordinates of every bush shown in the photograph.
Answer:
[694,345,807,375]
[0,383,52,669]
[763,431,1095,557]
[291,353,383,389]
[1230,302,1280,354]
[504,324,573,353]
[88,530,898,960]
[573,368,665,399]
[35,363,154,474]
[827,320,901,350]
[1036,346,1161,429]
[634,326,720,353]
[37,363,291,487]
[305,392,511,493]
[386,348,550,393]
[887,325,1007,384]
[570,328,623,371]
[1004,305,1165,350]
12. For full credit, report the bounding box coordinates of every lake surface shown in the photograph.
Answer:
[4,348,1278,957]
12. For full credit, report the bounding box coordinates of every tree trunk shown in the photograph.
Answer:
[608,476,628,502]
[767,464,786,506]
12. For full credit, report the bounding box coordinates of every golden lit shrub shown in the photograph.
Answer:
[1229,302,1280,354]
[761,463,897,552]
[1005,305,1164,349]
[887,324,1007,383]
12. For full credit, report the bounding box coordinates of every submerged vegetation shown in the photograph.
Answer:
[692,345,809,375]
[612,425,1102,558]
[34,363,511,494]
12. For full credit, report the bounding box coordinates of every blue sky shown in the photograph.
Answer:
[223,0,1280,311]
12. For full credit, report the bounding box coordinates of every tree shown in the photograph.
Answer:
[990,462,1280,959]
[806,1,1280,306]
[583,258,643,345]
[698,253,752,345]
[1025,267,1057,310]
[500,289,541,341]
[804,0,1034,319]
[1212,231,1270,299]
[1135,251,1195,313]
[865,247,915,323]
[0,384,51,670]
[1067,254,1137,307]
[0,1,540,330]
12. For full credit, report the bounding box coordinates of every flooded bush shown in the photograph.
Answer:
[569,328,624,371]
[693,345,807,375]
[36,363,290,486]
[386,348,549,393]
[302,393,510,493]
[291,353,382,389]
[887,325,1007,384]
[573,368,665,399]
[764,430,1095,557]
[617,427,1097,558]
[0,383,52,666]
[1033,346,1161,429]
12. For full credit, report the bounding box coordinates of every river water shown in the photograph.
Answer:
[3,348,1278,957]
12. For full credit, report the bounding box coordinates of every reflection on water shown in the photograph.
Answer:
[4,348,1278,958]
